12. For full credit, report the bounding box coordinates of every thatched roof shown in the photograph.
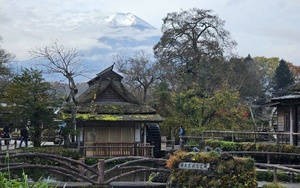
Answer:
[288,84,300,92]
[63,113,163,122]
[77,102,157,114]
[67,65,163,122]
[87,64,123,86]
[77,79,138,104]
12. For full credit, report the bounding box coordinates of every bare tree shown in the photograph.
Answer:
[30,40,87,146]
[113,50,159,103]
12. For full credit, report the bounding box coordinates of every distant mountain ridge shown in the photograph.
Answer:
[76,11,161,82]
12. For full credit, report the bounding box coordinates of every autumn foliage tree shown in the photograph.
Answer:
[154,8,236,91]
[152,8,253,136]
[173,83,250,133]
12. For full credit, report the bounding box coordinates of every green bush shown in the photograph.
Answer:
[0,171,56,188]
[206,139,300,154]
[166,151,257,188]
[256,171,273,182]
[0,153,56,188]
[261,182,287,188]
[187,139,198,146]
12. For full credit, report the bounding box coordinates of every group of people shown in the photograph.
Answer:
[1,125,29,147]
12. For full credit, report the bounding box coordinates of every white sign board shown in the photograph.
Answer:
[178,162,210,170]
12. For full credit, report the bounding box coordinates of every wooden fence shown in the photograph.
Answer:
[82,143,154,158]
[183,130,300,145]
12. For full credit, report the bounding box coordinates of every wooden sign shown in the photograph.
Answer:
[178,162,210,170]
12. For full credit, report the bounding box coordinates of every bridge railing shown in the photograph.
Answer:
[82,143,154,158]
[255,163,300,183]
[0,137,21,150]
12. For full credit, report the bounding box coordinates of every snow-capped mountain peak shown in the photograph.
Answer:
[104,12,156,30]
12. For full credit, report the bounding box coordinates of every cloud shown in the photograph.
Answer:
[2,0,300,67]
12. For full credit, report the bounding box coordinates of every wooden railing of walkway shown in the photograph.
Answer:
[0,152,169,186]
[182,130,300,144]
[255,163,300,183]
[223,151,300,183]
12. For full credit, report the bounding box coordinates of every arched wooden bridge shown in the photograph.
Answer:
[0,152,170,186]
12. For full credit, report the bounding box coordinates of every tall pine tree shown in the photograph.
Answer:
[273,59,294,96]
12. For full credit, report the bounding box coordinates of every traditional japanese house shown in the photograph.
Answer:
[265,95,300,146]
[73,65,163,157]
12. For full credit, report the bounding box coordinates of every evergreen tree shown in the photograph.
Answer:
[273,59,294,95]
[5,68,62,147]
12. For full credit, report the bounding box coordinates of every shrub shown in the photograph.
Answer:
[0,153,56,188]
[261,182,287,188]
[0,171,55,188]
[203,140,300,162]
[167,151,257,188]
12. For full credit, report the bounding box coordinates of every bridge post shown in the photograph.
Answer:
[98,159,105,184]
[273,168,278,182]
[79,158,86,176]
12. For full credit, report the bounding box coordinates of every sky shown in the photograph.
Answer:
[1,0,300,81]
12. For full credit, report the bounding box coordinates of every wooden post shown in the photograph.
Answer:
[290,105,294,146]
[79,158,86,176]
[98,159,105,185]
[151,146,154,157]
[254,132,256,143]
[273,168,278,182]
[172,136,175,150]
[6,139,9,150]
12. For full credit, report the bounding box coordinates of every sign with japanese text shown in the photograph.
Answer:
[178,162,210,170]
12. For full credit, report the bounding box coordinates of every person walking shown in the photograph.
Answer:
[3,125,10,145]
[179,126,186,146]
[19,126,29,147]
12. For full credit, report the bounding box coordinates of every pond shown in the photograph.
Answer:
[12,169,68,182]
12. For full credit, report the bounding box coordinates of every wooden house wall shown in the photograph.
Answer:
[277,107,285,131]
[277,106,292,132]
[84,126,134,143]
[84,123,135,157]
